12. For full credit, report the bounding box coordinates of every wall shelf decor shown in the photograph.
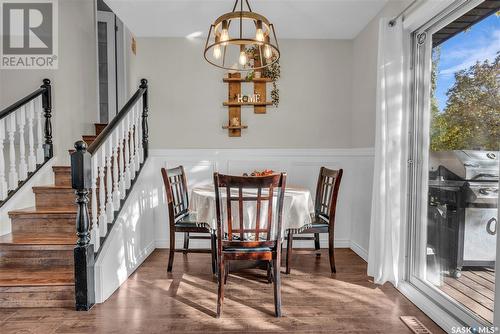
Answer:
[222,77,272,83]
[223,101,272,107]
[222,125,249,130]
[222,71,272,137]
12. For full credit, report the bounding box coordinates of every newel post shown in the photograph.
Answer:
[71,141,95,311]
[140,79,149,160]
[41,78,53,159]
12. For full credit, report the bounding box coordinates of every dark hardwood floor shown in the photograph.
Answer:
[0,249,445,333]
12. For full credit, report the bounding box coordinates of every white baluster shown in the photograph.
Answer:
[17,106,28,181]
[129,109,136,177]
[119,121,126,199]
[106,139,114,223]
[7,113,18,190]
[0,119,8,200]
[35,97,44,164]
[26,100,36,172]
[138,97,144,163]
[124,116,131,189]
[112,130,121,208]
[134,104,140,171]
[98,148,108,237]
[91,155,100,251]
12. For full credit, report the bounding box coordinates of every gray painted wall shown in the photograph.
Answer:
[0,0,98,162]
[351,0,409,148]
[130,37,354,149]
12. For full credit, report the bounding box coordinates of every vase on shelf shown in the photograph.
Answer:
[230,117,240,127]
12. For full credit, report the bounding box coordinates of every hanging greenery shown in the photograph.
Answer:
[263,59,280,107]
[244,46,281,108]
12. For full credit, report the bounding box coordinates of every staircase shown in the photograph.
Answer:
[0,123,106,308]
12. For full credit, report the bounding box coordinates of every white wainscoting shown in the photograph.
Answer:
[150,148,374,261]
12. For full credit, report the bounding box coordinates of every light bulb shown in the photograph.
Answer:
[220,20,229,45]
[256,29,264,42]
[239,51,247,66]
[255,20,264,42]
[221,29,229,45]
[213,45,221,59]
[264,45,272,59]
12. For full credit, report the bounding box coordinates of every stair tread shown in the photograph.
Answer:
[0,267,74,287]
[52,166,70,170]
[32,185,73,190]
[0,232,76,245]
[9,207,77,216]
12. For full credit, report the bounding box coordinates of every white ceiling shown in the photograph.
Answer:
[104,0,389,39]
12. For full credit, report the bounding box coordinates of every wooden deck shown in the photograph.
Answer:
[438,269,495,323]
[0,249,445,333]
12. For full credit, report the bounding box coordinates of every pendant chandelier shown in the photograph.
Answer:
[204,0,280,72]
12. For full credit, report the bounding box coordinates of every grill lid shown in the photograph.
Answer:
[430,150,499,181]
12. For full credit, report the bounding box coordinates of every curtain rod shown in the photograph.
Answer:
[388,0,420,27]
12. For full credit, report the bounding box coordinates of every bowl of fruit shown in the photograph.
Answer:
[243,169,275,177]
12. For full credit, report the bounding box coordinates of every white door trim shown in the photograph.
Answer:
[115,16,127,111]
[97,11,117,122]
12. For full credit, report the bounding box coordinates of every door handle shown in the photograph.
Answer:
[486,217,497,235]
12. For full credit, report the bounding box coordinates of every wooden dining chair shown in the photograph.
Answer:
[161,166,216,274]
[285,167,343,274]
[214,172,286,318]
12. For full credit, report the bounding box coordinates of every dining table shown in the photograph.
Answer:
[189,184,315,237]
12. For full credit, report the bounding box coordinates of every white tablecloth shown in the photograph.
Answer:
[189,184,314,238]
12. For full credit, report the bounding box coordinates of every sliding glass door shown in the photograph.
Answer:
[408,0,499,326]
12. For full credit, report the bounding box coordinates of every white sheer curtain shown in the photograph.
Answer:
[367,17,407,286]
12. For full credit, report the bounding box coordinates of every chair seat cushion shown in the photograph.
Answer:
[298,215,329,233]
[223,246,272,253]
[175,213,210,230]
[310,223,329,229]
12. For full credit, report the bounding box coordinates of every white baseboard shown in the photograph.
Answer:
[350,240,368,262]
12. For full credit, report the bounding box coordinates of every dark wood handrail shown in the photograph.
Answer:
[87,84,147,155]
[0,87,46,120]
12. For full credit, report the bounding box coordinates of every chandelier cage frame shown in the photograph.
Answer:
[204,0,280,71]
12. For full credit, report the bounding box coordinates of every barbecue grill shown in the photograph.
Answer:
[428,150,499,278]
